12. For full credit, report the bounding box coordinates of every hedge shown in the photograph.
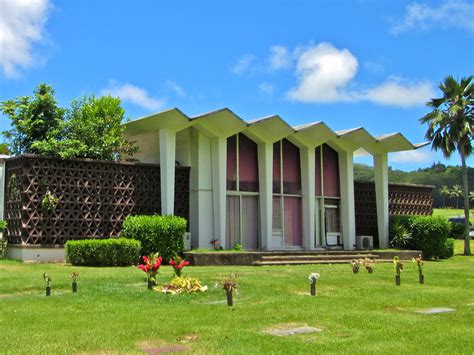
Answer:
[407,215,453,259]
[122,215,187,261]
[66,238,141,266]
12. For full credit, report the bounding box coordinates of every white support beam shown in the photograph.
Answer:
[374,153,389,249]
[300,147,315,250]
[211,136,227,246]
[339,150,356,250]
[258,141,273,250]
[159,128,176,215]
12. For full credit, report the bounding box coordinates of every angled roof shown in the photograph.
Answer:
[123,107,428,153]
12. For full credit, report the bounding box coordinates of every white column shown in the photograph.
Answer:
[374,153,389,249]
[339,150,356,250]
[300,147,315,250]
[258,141,273,250]
[159,128,176,215]
[211,136,226,246]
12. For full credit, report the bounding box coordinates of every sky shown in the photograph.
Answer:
[0,0,473,170]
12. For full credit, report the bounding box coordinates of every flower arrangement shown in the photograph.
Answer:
[43,273,52,296]
[363,258,376,273]
[351,259,361,273]
[221,273,238,306]
[210,239,222,250]
[138,253,162,289]
[308,272,320,296]
[393,256,403,285]
[169,256,190,277]
[158,277,208,294]
[41,190,59,216]
[308,273,320,284]
[412,253,424,284]
[70,272,79,293]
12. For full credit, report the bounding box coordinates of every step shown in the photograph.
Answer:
[253,259,393,266]
[260,254,380,261]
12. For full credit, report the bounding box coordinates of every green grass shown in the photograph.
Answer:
[1,243,474,354]
[433,208,474,224]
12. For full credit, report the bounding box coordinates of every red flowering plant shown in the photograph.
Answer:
[169,255,190,277]
[138,253,162,284]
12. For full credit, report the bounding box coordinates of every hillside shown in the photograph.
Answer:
[354,163,474,208]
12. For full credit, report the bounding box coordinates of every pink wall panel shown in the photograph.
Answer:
[323,144,340,197]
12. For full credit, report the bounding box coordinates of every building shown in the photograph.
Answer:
[124,108,428,251]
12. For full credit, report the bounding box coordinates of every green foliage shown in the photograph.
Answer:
[122,215,187,261]
[407,215,452,259]
[1,83,137,161]
[0,143,10,155]
[0,220,7,232]
[0,84,64,155]
[442,238,455,258]
[65,238,141,266]
[389,220,412,249]
[32,95,138,160]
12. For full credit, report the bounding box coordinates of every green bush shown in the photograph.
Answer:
[66,238,141,266]
[122,215,187,261]
[407,215,452,259]
[442,238,455,258]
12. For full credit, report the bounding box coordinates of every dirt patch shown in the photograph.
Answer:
[263,323,323,337]
[137,340,189,354]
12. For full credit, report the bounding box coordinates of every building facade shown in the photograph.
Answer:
[125,108,428,251]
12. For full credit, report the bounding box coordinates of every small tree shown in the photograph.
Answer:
[0,84,64,154]
[420,75,473,256]
[32,95,137,160]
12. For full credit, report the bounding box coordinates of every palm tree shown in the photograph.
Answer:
[451,185,463,209]
[420,75,473,256]
[440,185,450,207]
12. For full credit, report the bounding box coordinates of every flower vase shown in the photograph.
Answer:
[310,282,316,296]
[395,275,401,286]
[226,290,233,306]
[367,267,373,274]
[46,286,51,296]
[72,281,77,293]
[147,279,155,290]
[352,268,359,274]
[419,274,424,284]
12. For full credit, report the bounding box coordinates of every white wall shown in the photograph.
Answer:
[129,132,160,164]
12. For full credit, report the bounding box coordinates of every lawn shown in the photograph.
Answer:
[433,208,474,225]
[1,242,474,354]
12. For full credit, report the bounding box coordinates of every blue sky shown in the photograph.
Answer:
[1,0,473,170]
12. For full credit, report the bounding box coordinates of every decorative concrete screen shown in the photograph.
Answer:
[354,181,433,242]
[4,155,189,245]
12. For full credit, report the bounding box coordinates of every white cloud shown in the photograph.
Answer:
[391,0,474,34]
[390,149,433,164]
[101,82,165,111]
[287,42,434,107]
[231,54,256,75]
[287,42,358,103]
[268,45,291,71]
[166,80,186,97]
[259,83,274,94]
[0,0,51,77]
[362,78,434,107]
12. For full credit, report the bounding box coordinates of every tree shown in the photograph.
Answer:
[450,185,463,209]
[420,75,473,255]
[439,185,450,207]
[470,191,474,202]
[33,95,137,160]
[0,84,64,154]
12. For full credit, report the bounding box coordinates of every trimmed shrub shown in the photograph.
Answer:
[122,215,187,261]
[442,238,455,259]
[66,238,141,266]
[407,215,452,259]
